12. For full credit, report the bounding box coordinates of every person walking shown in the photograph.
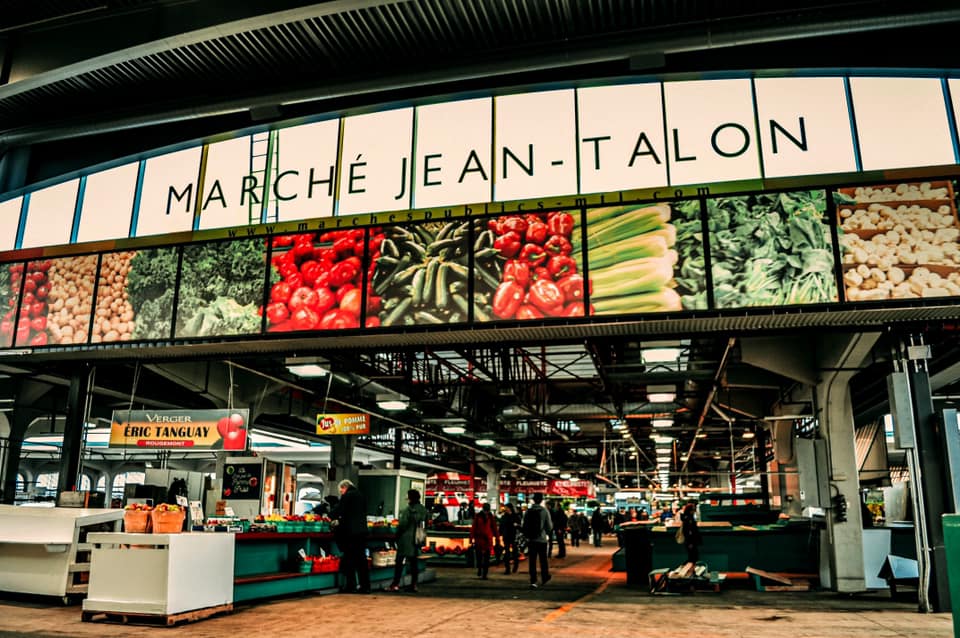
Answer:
[498,503,521,574]
[387,489,428,592]
[590,506,606,547]
[551,502,568,558]
[470,502,499,579]
[680,501,703,567]
[332,479,371,594]
[569,510,581,548]
[523,493,553,589]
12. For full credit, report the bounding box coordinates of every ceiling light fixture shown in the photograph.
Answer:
[521,456,537,465]
[641,347,683,364]
[535,462,551,471]
[475,438,496,447]
[651,434,674,444]
[286,363,330,378]
[743,431,756,439]
[501,446,518,457]
[652,418,673,428]
[547,468,560,475]
[647,385,676,403]
[695,432,708,439]
[376,393,408,411]
[559,472,572,480]
[442,425,466,435]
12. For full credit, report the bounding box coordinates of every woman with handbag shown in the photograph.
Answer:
[387,489,427,592]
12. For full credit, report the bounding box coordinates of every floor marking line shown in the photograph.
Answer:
[540,577,611,624]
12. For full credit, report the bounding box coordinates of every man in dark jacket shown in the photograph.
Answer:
[551,502,568,558]
[590,507,606,547]
[524,493,553,588]
[332,479,370,593]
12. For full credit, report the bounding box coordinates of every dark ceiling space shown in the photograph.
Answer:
[0,1,959,489]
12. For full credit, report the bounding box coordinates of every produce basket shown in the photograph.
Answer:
[123,509,151,533]
[151,509,186,534]
[371,550,396,567]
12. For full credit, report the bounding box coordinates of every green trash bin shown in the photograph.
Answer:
[942,514,960,637]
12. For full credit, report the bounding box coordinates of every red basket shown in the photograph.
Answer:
[123,509,151,533]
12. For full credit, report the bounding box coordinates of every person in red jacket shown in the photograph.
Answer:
[470,502,499,579]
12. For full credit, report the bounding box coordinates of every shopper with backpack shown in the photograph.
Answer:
[522,493,553,588]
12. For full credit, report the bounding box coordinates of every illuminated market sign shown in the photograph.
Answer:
[109,409,249,450]
[2,73,960,251]
[315,413,371,436]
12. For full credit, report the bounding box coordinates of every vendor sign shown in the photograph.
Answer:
[548,479,596,498]
[316,413,370,435]
[109,409,249,450]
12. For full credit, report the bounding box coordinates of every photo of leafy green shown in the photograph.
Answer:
[672,199,708,310]
[706,190,837,308]
[175,238,266,337]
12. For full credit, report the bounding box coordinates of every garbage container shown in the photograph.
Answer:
[942,514,960,637]
[621,523,653,586]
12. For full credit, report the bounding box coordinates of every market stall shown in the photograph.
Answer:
[82,532,234,623]
[0,505,122,601]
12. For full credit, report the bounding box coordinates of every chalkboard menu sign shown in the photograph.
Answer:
[222,462,263,500]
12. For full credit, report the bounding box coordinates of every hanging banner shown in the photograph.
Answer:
[425,473,486,495]
[109,409,249,450]
[316,413,370,435]
[499,478,595,498]
[222,461,263,500]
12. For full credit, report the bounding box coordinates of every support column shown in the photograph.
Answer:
[327,436,356,496]
[479,462,500,505]
[1,409,37,504]
[57,367,93,496]
[891,335,951,612]
[815,332,881,593]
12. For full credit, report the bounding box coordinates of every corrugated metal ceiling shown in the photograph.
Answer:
[1,0,958,140]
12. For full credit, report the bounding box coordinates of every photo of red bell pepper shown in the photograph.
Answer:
[525,221,548,244]
[493,231,522,259]
[503,260,531,288]
[492,281,525,319]
[556,274,585,303]
[528,279,564,314]
[547,255,577,278]
[519,243,547,267]
[545,235,572,255]
[547,212,575,237]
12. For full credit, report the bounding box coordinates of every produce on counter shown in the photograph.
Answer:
[835,181,960,300]
[480,211,585,320]
[266,230,371,331]
[371,221,471,326]
[580,203,686,314]
[707,191,837,308]
[176,238,265,337]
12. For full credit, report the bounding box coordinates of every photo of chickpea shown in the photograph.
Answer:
[16,255,97,346]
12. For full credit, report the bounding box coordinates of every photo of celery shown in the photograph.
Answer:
[580,203,705,315]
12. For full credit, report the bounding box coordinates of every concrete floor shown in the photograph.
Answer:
[0,543,951,638]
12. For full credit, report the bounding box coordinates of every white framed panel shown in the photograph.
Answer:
[494,89,577,201]
[0,197,23,251]
[414,98,492,209]
[755,77,858,178]
[21,180,79,249]
[275,119,339,222]
[338,108,414,216]
[577,83,668,193]
[663,79,761,186]
[76,162,139,243]
[851,77,955,171]
[135,147,202,238]
[198,136,255,230]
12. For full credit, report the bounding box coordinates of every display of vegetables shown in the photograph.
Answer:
[0,264,17,347]
[672,199,709,310]
[580,204,686,314]
[835,181,960,300]
[267,230,372,331]
[707,191,837,308]
[124,247,180,340]
[480,211,585,320]
[371,221,472,326]
[93,251,136,343]
[176,238,264,337]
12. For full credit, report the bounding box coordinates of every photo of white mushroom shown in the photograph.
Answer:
[834,180,960,301]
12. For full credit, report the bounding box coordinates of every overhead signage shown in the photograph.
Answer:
[6,73,960,252]
[425,473,487,495]
[316,413,370,435]
[499,478,596,498]
[109,409,249,450]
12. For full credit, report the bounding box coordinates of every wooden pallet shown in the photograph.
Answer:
[81,603,233,627]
